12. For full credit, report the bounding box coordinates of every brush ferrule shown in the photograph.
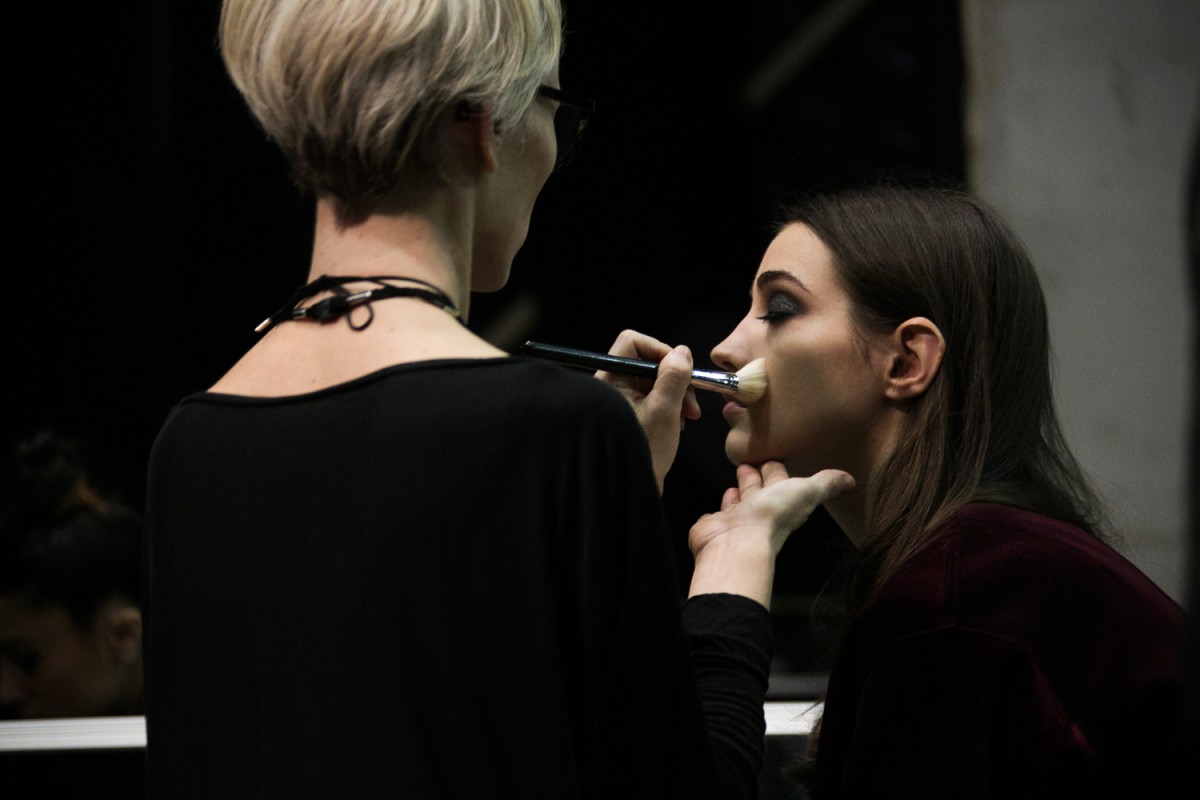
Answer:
[688,369,739,393]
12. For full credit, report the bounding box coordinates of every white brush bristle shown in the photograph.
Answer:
[734,358,767,402]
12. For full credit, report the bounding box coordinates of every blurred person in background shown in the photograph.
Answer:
[0,429,143,720]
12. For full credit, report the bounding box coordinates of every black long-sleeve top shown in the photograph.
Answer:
[144,357,772,799]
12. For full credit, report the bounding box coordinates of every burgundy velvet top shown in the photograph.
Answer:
[810,503,1187,799]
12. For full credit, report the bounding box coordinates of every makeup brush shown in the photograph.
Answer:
[521,341,768,403]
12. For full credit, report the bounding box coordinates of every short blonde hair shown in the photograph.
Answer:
[220,0,563,215]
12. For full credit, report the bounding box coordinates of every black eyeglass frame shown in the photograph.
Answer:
[537,85,595,170]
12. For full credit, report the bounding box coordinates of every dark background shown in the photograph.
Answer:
[6,0,964,675]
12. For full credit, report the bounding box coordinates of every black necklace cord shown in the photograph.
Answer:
[254,275,462,334]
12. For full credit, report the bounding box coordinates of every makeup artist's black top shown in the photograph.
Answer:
[808,503,1187,800]
[144,357,771,800]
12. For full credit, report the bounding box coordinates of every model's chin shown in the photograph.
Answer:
[725,430,800,471]
[723,430,771,467]
[722,429,747,465]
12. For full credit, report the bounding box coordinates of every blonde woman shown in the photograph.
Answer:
[143,2,851,797]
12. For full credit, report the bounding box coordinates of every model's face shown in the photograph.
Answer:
[711,223,893,478]
[0,597,130,719]
[472,66,559,292]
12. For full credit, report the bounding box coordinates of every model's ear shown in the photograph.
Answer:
[884,316,945,400]
[98,602,143,665]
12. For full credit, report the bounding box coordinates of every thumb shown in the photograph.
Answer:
[746,465,856,540]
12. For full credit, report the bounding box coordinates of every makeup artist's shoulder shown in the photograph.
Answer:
[510,357,636,416]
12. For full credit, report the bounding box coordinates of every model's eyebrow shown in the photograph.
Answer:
[754,269,810,295]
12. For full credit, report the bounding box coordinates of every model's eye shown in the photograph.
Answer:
[756,292,800,322]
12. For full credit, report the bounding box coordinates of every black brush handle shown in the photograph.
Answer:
[520,341,660,378]
[521,340,741,394]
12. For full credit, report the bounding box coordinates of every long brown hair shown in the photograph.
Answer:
[780,183,1109,610]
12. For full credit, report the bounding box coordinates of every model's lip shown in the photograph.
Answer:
[722,400,747,417]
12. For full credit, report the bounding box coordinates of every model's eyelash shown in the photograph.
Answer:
[756,292,800,322]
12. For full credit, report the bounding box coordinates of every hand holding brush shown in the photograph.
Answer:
[521,341,768,404]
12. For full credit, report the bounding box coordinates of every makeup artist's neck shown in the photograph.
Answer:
[310,197,471,320]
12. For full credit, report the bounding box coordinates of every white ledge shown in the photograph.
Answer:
[0,716,146,751]
[0,702,821,752]
[765,701,822,736]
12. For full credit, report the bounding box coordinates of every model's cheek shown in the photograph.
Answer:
[752,372,822,465]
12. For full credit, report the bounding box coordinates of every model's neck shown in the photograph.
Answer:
[823,492,868,549]
[815,404,908,550]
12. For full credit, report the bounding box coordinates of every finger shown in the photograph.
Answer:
[759,462,853,497]
[599,331,667,390]
[720,486,741,511]
[735,463,764,494]
[772,469,856,531]
[759,461,791,485]
[645,345,693,410]
[805,468,856,503]
[682,387,701,421]
[608,329,672,363]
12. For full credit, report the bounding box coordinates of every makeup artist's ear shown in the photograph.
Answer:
[475,107,501,172]
[448,102,500,173]
[883,316,945,400]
